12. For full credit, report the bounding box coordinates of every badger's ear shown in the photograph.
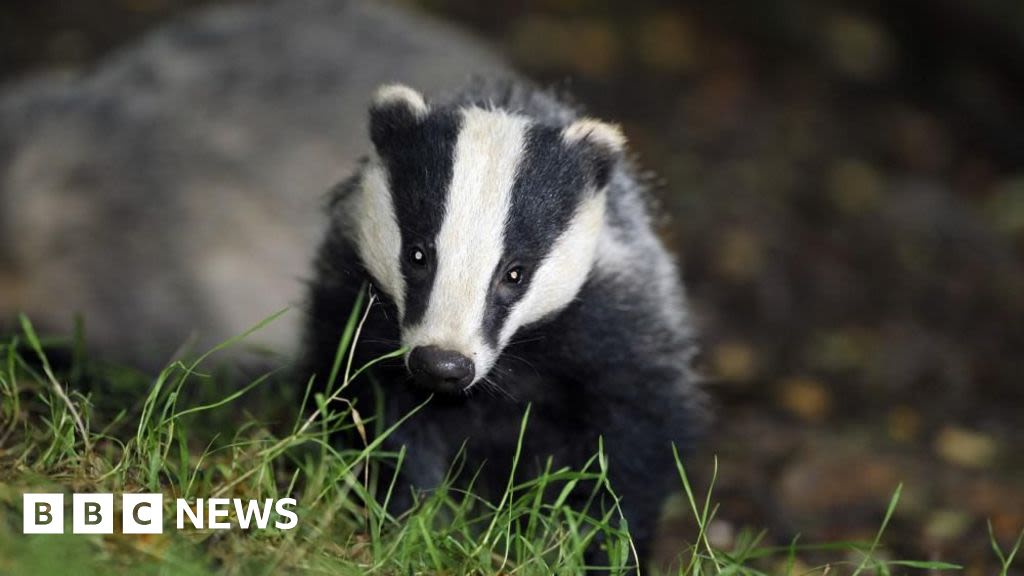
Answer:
[369,84,429,150]
[562,118,626,190]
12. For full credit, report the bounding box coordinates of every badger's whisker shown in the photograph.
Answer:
[507,334,548,346]
[480,375,515,401]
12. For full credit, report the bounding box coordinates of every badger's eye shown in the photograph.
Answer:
[503,266,525,285]
[407,246,428,267]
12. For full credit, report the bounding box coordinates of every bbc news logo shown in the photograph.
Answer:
[23,493,298,534]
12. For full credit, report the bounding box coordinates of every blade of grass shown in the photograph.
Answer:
[851,483,902,576]
[325,285,367,396]
[989,520,1024,576]
[18,314,91,455]
[673,444,721,573]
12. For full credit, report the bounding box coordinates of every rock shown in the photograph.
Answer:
[712,340,759,383]
[823,11,894,82]
[934,427,997,469]
[0,0,510,370]
[777,377,831,422]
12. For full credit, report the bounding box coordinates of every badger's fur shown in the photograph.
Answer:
[304,79,707,568]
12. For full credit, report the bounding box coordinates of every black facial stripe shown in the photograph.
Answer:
[482,124,590,346]
[373,109,461,327]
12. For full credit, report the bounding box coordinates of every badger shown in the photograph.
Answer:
[303,79,706,569]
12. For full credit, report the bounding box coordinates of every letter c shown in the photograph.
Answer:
[133,502,152,525]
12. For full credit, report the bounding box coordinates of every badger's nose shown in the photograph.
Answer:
[408,346,475,392]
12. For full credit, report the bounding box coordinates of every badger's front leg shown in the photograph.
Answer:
[376,439,449,516]
[586,367,704,573]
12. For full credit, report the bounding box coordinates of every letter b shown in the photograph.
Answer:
[73,493,114,534]
[37,503,51,524]
[23,494,64,534]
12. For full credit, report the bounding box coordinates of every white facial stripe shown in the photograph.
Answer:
[499,191,607,345]
[403,108,529,378]
[354,160,405,315]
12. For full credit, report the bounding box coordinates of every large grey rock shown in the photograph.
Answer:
[0,0,509,370]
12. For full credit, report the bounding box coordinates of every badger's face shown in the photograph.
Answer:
[351,85,625,393]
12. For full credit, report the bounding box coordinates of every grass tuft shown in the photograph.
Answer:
[0,292,994,574]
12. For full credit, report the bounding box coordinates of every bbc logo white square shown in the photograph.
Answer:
[23,493,64,534]
[122,493,163,534]
[72,493,114,534]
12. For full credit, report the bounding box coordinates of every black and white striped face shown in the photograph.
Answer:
[352,84,625,393]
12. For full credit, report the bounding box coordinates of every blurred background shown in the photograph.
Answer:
[2,0,1022,573]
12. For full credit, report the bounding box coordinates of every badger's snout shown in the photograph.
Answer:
[408,346,475,393]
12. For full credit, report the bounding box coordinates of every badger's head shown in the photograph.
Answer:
[350,84,624,393]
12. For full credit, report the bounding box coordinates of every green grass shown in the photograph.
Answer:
[0,294,1011,575]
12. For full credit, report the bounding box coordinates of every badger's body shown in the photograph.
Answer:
[304,79,706,568]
